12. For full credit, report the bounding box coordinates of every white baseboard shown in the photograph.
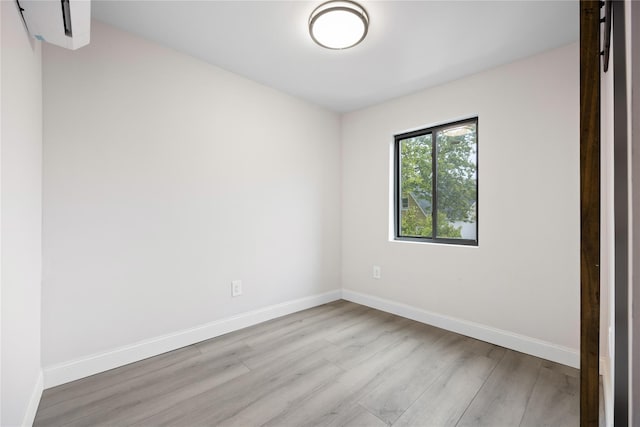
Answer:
[43,290,341,388]
[22,370,43,427]
[43,288,580,389]
[342,289,580,368]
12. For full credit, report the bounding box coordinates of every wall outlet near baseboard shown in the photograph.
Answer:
[373,265,381,279]
[231,280,242,297]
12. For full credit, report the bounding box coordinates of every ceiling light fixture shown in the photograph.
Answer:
[309,0,369,50]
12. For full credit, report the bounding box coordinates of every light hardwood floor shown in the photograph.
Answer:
[34,300,579,426]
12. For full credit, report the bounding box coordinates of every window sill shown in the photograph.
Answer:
[390,238,479,248]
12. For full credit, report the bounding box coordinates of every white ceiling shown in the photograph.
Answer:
[92,1,578,113]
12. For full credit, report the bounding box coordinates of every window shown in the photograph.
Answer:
[395,118,478,245]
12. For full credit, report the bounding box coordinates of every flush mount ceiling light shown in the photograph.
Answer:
[309,0,369,50]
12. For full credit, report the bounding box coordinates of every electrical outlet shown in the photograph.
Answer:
[373,265,381,279]
[231,280,242,297]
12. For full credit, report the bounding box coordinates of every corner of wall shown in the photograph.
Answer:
[1,0,44,425]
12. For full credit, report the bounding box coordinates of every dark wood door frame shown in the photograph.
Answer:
[580,0,600,425]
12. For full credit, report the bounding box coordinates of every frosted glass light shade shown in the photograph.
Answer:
[309,1,369,50]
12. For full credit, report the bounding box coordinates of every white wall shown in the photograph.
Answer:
[42,22,341,371]
[600,28,615,427]
[341,43,580,361]
[1,2,44,426]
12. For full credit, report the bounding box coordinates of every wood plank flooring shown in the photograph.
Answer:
[34,300,579,426]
